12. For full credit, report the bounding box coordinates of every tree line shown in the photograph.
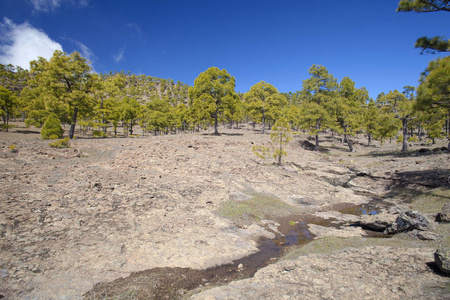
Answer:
[0,50,448,152]
[1,1,449,152]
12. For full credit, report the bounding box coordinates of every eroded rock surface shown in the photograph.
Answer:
[191,247,449,300]
[0,132,370,299]
[1,129,449,299]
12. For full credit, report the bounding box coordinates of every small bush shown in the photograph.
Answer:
[408,135,419,142]
[252,145,271,160]
[93,130,107,138]
[41,113,63,140]
[397,134,403,144]
[49,137,70,148]
[9,144,17,152]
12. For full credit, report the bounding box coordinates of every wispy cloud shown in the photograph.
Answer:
[126,23,142,36]
[113,46,125,63]
[62,37,94,62]
[125,22,146,44]
[0,18,63,69]
[30,0,90,12]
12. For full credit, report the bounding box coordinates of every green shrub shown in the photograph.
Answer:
[41,113,63,140]
[49,137,70,148]
[9,144,17,152]
[93,130,107,138]
[397,134,403,144]
[408,135,419,142]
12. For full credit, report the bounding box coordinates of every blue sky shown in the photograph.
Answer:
[0,0,449,99]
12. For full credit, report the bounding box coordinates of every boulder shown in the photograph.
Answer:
[409,230,439,241]
[302,140,315,151]
[359,213,397,232]
[436,203,450,223]
[384,211,430,235]
[434,248,450,274]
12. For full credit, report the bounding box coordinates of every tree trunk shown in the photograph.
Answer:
[340,121,353,152]
[314,121,320,151]
[278,134,282,165]
[69,107,78,139]
[5,105,9,132]
[262,112,266,134]
[368,134,371,146]
[401,118,408,153]
[315,134,319,151]
[347,138,354,152]
[213,110,219,135]
[101,98,107,134]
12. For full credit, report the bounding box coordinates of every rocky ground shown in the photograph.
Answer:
[0,122,449,299]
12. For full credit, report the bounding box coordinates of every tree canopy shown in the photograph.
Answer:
[188,67,238,135]
[21,50,93,138]
[417,56,450,110]
[397,0,450,54]
[397,0,450,12]
[244,81,287,134]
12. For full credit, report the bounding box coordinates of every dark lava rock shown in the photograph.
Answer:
[302,140,315,151]
[358,214,397,232]
[434,248,450,275]
[436,203,450,223]
[384,211,430,235]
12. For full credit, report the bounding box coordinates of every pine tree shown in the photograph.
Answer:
[188,67,237,135]
[299,65,338,151]
[41,113,63,140]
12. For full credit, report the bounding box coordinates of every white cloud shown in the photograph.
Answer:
[63,38,96,72]
[63,37,94,62]
[76,41,94,62]
[0,18,63,69]
[113,47,125,63]
[30,0,61,12]
[30,0,90,12]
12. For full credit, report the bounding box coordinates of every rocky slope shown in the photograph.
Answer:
[0,126,449,299]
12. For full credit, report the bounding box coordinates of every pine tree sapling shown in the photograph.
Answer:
[252,118,292,165]
[41,113,63,140]
[271,118,292,165]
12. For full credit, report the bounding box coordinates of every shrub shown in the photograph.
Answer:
[9,144,17,152]
[93,130,107,138]
[408,135,419,142]
[41,113,63,140]
[49,137,70,148]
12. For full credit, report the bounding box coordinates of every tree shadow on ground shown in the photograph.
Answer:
[15,130,40,134]
[382,169,450,209]
[201,133,244,136]
[359,149,448,158]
